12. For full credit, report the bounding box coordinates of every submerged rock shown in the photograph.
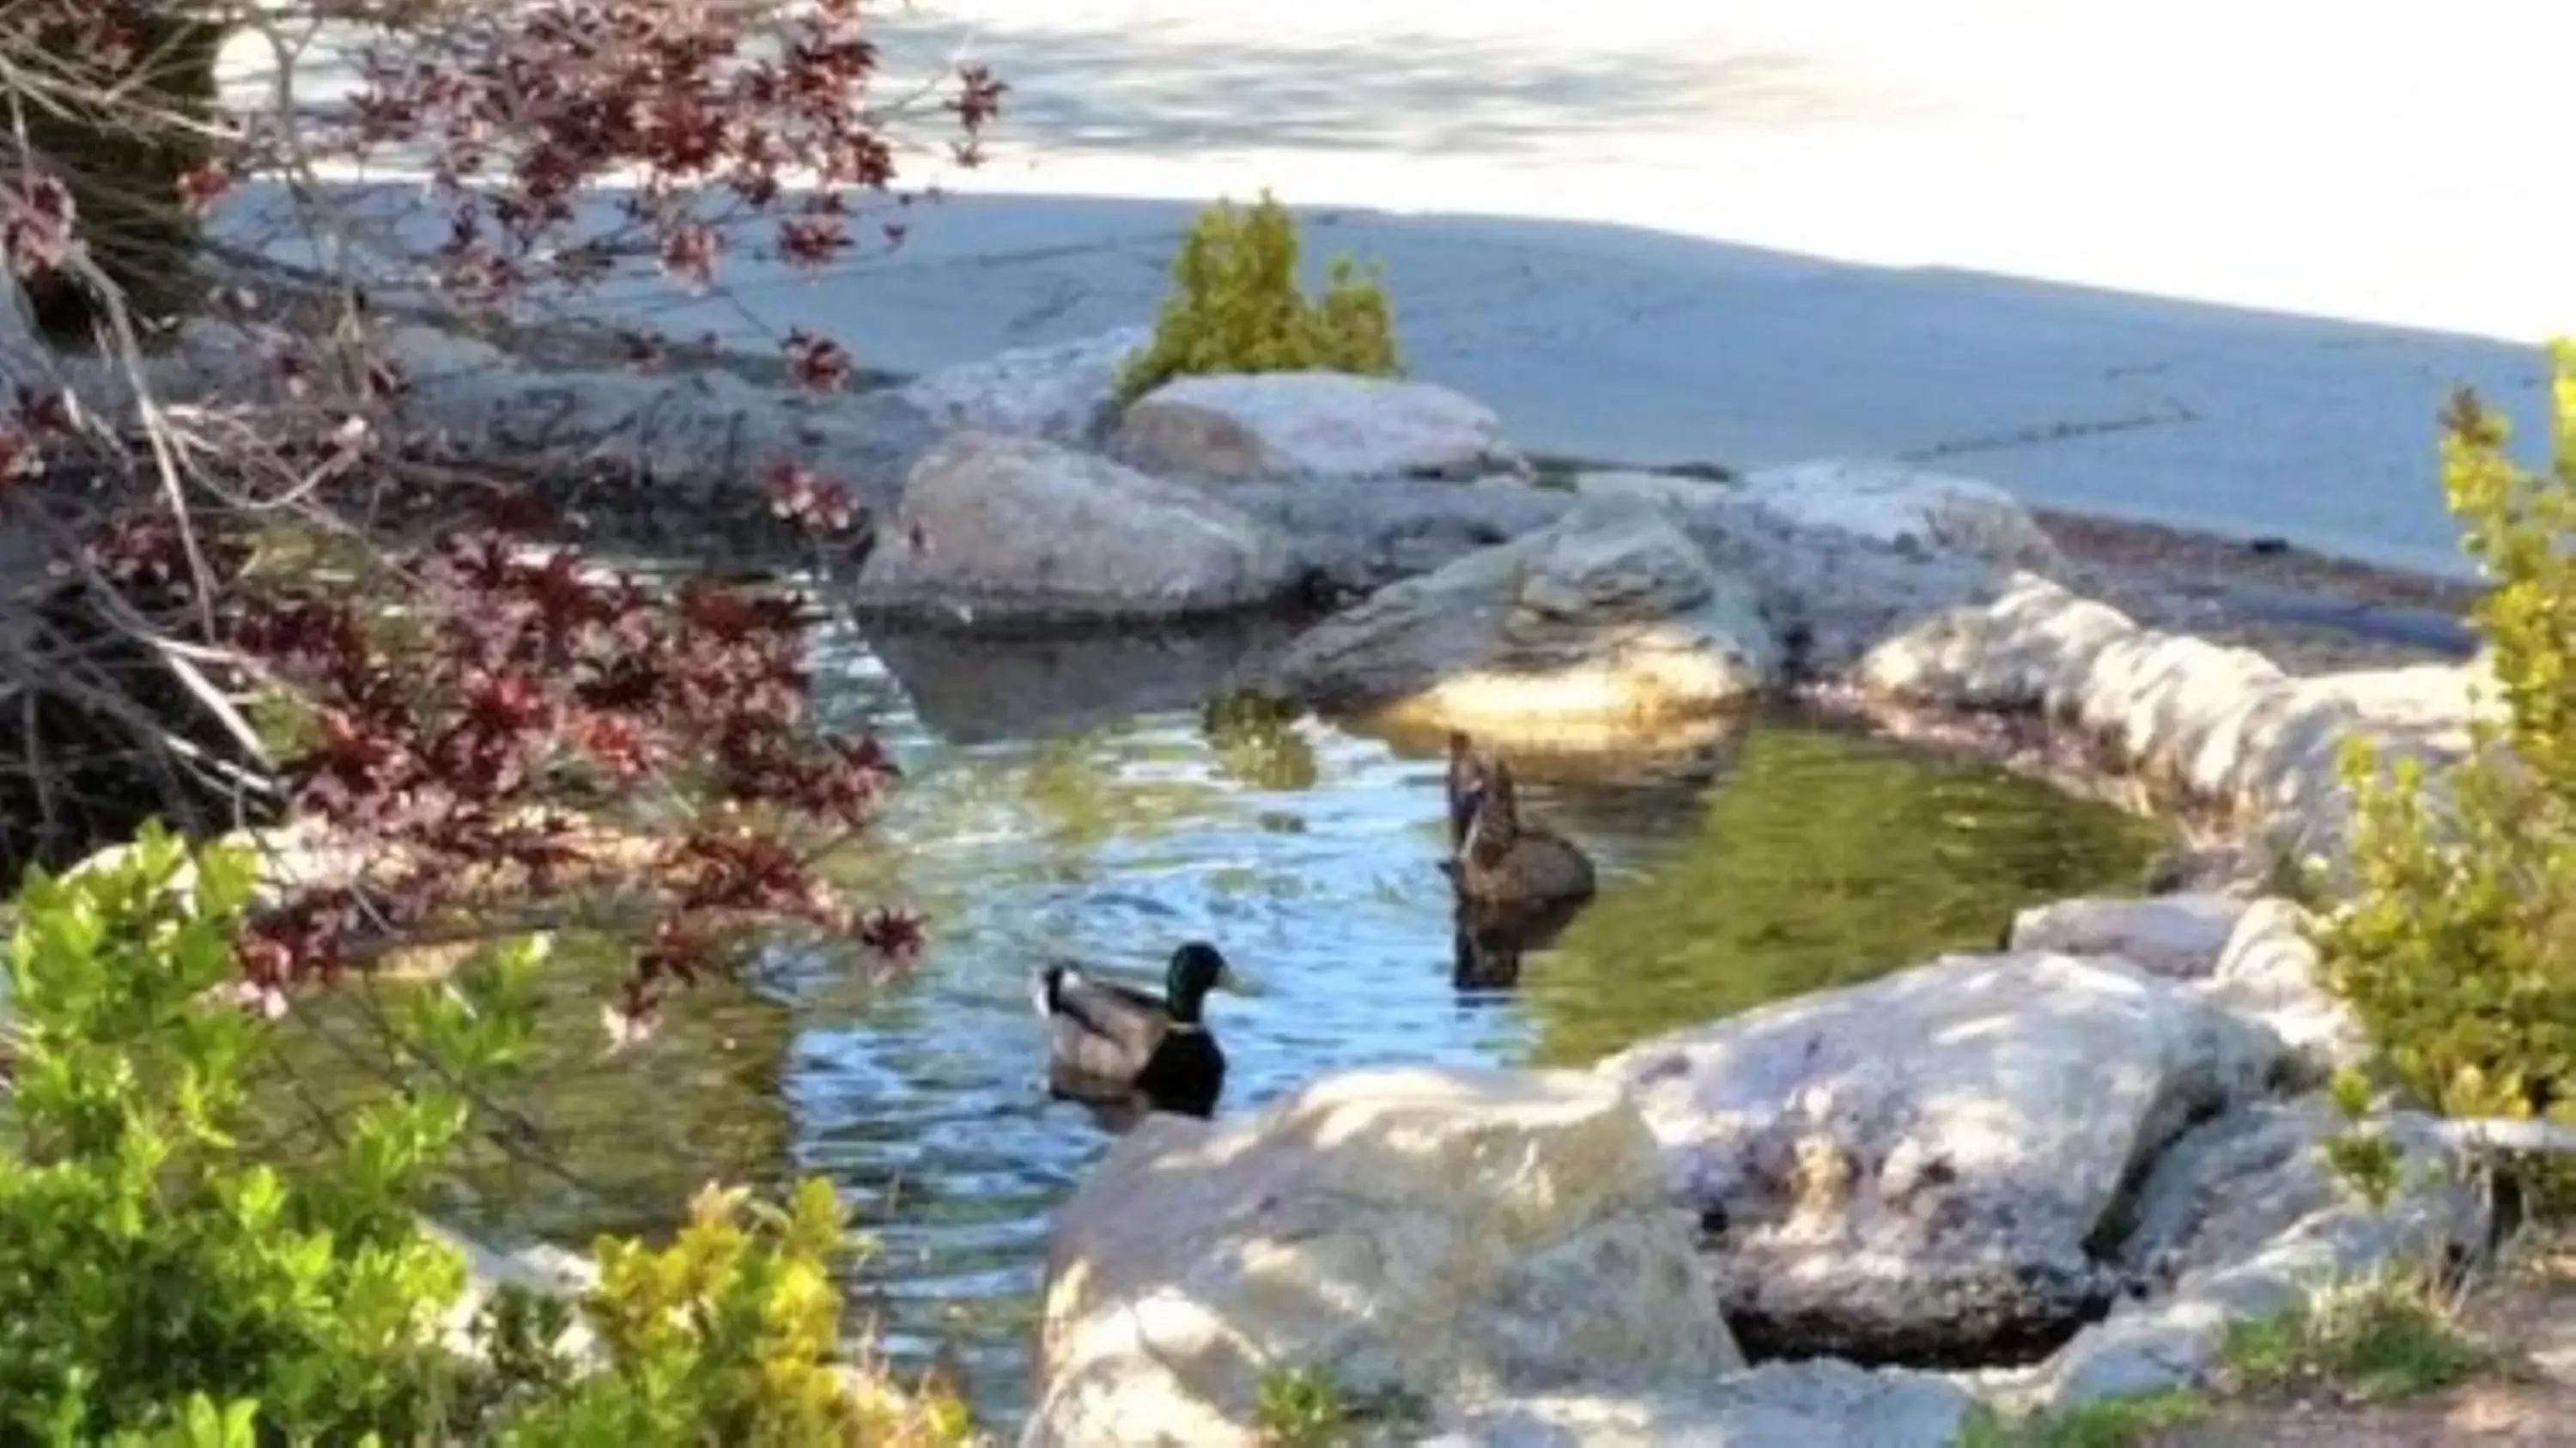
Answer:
[852,431,1303,623]
[1595,952,2285,1364]
[1023,1065,1740,1448]
[1115,372,1528,483]
[1260,504,1781,744]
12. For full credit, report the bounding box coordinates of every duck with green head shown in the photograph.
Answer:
[1441,732,1597,912]
[1030,941,1240,1121]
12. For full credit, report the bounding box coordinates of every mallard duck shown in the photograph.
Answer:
[1030,941,1239,1120]
[1447,751,1597,911]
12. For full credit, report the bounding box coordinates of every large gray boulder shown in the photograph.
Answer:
[1114,371,1528,482]
[1595,952,2286,1363]
[1261,505,1781,745]
[853,431,1303,623]
[1023,1065,1741,1448]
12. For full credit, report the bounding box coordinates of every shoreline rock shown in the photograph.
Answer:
[1594,951,2283,1366]
[1024,1066,1741,1448]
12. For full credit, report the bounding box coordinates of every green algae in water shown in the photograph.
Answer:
[1510,721,2171,1067]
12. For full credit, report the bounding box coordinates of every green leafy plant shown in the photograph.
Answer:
[0,824,482,1440]
[1115,190,1402,405]
[1250,1365,1425,1447]
[1,825,971,1445]
[2319,1065,2405,1209]
[1955,1390,2208,1448]
[2217,1269,2489,1403]
[2311,341,2576,1208]
[490,1179,969,1446]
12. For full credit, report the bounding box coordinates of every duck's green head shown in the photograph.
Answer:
[1166,940,1240,1019]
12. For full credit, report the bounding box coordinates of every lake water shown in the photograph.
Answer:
[289,617,2169,1428]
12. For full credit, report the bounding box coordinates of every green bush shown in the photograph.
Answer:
[1114,190,1401,405]
[2312,342,2576,1196]
[0,824,969,1445]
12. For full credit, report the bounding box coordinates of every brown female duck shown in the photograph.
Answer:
[1441,733,1596,911]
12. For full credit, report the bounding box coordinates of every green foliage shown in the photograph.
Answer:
[1,823,481,1441]
[491,1180,969,1446]
[1115,191,1402,405]
[2311,343,2576,1205]
[0,824,969,1445]
[2218,1269,2490,1402]
[14,7,227,348]
[2320,1065,2404,1209]
[1955,1390,2208,1448]
[1250,1365,1425,1448]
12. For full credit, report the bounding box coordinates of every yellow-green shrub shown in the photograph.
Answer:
[2312,343,2576,1196]
[1114,191,1401,405]
[1,825,972,1445]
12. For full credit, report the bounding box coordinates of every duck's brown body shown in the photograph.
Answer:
[1442,733,1597,911]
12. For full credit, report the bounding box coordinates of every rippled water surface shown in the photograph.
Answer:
[302,619,2170,1427]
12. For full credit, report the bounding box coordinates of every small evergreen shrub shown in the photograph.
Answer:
[1114,190,1401,405]
[2312,342,2576,1205]
[0,824,969,1445]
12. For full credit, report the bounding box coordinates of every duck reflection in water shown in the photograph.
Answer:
[1450,893,1587,994]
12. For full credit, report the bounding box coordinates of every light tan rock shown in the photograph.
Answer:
[1023,1065,1741,1448]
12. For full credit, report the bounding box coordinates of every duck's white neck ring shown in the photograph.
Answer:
[1163,1021,1206,1033]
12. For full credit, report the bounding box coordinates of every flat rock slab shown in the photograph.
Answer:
[1595,951,2286,1363]
[1420,1360,1976,1448]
